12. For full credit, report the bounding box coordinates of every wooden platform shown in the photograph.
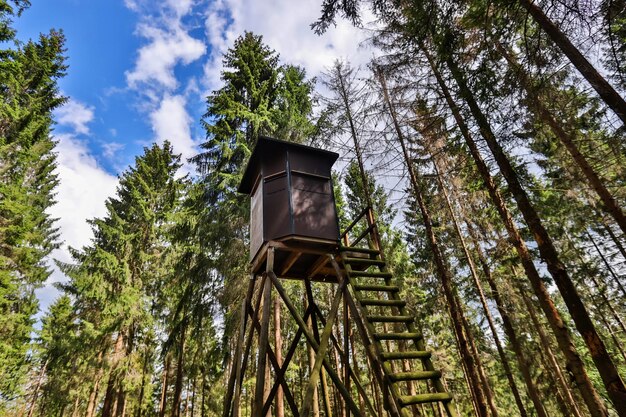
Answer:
[250,236,342,282]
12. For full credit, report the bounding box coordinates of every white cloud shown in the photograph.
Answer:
[102,141,125,159]
[125,18,206,91]
[166,0,194,17]
[203,0,375,93]
[37,133,118,314]
[52,135,118,250]
[150,94,198,166]
[55,99,95,135]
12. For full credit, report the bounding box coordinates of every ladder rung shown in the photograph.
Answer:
[380,351,431,360]
[367,315,414,323]
[339,246,380,255]
[349,270,392,278]
[353,284,399,292]
[389,371,441,382]
[361,299,406,307]
[399,393,453,406]
[344,257,385,266]
[373,332,422,341]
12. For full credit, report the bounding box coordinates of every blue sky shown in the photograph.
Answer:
[13,0,374,314]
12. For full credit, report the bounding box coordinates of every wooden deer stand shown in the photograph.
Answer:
[224,137,456,417]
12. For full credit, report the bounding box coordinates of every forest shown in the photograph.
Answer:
[1,0,625,416]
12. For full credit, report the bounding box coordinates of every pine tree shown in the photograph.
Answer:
[53,142,186,417]
[0,1,66,402]
[190,31,318,338]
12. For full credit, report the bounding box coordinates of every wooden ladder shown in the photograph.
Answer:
[340,207,457,417]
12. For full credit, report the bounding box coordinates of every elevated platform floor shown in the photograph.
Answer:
[250,236,374,282]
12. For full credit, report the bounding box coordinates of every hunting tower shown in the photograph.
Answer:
[224,136,456,417]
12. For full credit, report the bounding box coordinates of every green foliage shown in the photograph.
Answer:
[191,31,318,332]
[0,3,66,401]
[47,142,187,416]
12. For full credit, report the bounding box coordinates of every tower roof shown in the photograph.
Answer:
[238,136,339,194]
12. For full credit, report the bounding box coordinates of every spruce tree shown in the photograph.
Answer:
[54,142,186,417]
[0,1,66,402]
[190,31,318,329]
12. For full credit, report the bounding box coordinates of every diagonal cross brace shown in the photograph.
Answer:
[267,270,364,416]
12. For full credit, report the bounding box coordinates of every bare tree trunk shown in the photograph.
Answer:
[376,66,489,417]
[190,374,197,417]
[86,360,104,417]
[26,358,49,417]
[516,278,585,417]
[437,38,624,415]
[136,348,150,417]
[425,142,533,417]
[304,293,321,417]
[445,49,626,414]
[103,332,126,417]
[587,230,626,300]
[70,395,80,417]
[465,218,551,417]
[201,373,206,417]
[517,0,626,125]
[171,324,187,417]
[601,223,626,260]
[496,43,626,236]
[420,43,612,417]
[160,353,172,417]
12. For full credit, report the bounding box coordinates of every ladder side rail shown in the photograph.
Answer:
[341,206,370,242]
[338,256,408,417]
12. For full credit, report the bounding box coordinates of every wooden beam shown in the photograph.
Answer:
[262,306,312,417]
[280,251,302,275]
[250,246,269,274]
[330,258,402,417]
[239,274,267,397]
[254,248,274,417]
[306,255,329,279]
[247,306,301,417]
[267,271,363,416]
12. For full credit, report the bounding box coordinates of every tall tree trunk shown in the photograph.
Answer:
[304,293,321,417]
[201,373,206,417]
[516,282,584,417]
[420,43,612,417]
[160,353,172,417]
[587,230,626,299]
[601,223,626,261]
[496,43,626,236]
[425,141,533,417]
[103,332,126,417]
[86,360,104,417]
[376,67,489,417]
[464,218,553,417]
[443,46,626,415]
[516,0,626,125]
[171,323,187,417]
[26,358,49,417]
[457,294,500,417]
[70,395,80,417]
[136,347,151,417]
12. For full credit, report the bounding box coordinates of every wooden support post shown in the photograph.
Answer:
[254,248,274,417]
[267,271,363,416]
[302,264,347,417]
[343,287,351,417]
[304,280,334,417]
